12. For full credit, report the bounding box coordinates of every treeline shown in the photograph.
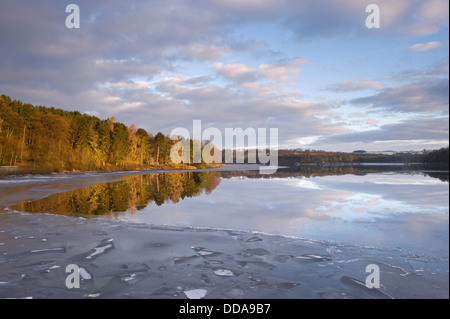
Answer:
[278,149,356,164]
[0,95,209,172]
[423,147,449,168]
[276,149,426,167]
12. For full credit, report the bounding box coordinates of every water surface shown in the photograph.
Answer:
[10,169,449,259]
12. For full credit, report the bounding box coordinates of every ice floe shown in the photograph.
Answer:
[213,269,236,277]
[79,267,92,280]
[183,289,207,299]
[30,247,65,253]
[86,243,113,259]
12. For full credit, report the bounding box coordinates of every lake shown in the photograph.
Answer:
[10,167,449,261]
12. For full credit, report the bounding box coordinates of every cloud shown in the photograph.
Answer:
[183,44,229,60]
[318,116,449,145]
[104,71,349,148]
[108,81,150,91]
[213,58,309,84]
[410,41,443,52]
[212,63,257,83]
[327,79,386,92]
[212,0,448,38]
[283,0,449,39]
[350,77,449,114]
[392,59,449,81]
[258,58,309,84]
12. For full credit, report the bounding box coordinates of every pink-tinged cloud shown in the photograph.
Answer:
[410,41,443,52]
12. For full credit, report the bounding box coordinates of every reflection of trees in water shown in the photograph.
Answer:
[11,171,221,217]
[221,166,405,179]
[424,172,449,183]
[12,168,446,217]
[221,166,450,182]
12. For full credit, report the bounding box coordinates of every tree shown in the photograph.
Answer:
[154,132,169,164]
[29,112,71,169]
[0,98,26,166]
[136,128,150,165]
[111,122,129,164]
[128,124,139,164]
[97,119,113,166]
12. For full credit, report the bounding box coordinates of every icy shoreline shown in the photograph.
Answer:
[0,210,448,299]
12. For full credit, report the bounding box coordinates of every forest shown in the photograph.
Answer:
[0,95,210,173]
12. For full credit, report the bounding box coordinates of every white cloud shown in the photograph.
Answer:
[213,59,308,85]
[258,58,309,84]
[410,41,443,52]
[212,63,257,82]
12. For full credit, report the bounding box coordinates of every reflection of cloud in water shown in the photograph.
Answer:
[316,191,448,224]
[132,172,448,257]
[311,175,449,210]
[293,178,323,190]
[367,199,380,206]
[370,175,446,186]
[133,177,347,235]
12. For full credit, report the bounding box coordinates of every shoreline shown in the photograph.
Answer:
[0,163,256,179]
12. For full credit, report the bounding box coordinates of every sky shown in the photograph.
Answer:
[0,0,448,152]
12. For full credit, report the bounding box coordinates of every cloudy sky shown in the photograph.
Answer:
[0,0,448,151]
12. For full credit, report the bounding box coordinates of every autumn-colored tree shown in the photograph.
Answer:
[111,122,129,164]
[29,112,71,169]
[153,132,171,164]
[136,128,150,165]
[0,96,26,165]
